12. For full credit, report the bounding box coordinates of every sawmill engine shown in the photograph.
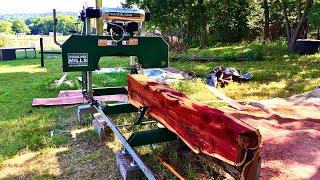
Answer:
[80,7,150,36]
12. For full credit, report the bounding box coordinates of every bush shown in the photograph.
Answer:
[0,36,7,47]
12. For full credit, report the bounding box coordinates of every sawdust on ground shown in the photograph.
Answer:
[222,89,320,180]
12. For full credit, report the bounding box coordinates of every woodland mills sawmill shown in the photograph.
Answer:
[53,1,262,179]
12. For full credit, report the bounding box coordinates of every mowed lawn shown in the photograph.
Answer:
[0,43,320,178]
[0,54,130,179]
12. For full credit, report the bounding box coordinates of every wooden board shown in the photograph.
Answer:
[32,90,127,106]
[207,86,245,111]
[128,75,261,167]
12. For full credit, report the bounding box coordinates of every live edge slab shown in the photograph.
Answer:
[128,74,261,179]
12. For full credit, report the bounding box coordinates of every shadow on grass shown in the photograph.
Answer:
[0,128,122,179]
[171,51,320,100]
[172,40,297,61]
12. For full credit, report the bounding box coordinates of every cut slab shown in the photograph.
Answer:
[207,86,245,111]
[128,74,261,167]
[32,90,127,107]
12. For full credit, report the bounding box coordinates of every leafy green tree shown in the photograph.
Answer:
[308,1,320,38]
[127,0,251,46]
[12,19,31,34]
[56,15,77,35]
[28,16,76,35]
[281,0,314,50]
[28,17,52,35]
[127,0,210,46]
[309,2,320,27]
[208,0,250,43]
[0,21,13,34]
[0,36,7,47]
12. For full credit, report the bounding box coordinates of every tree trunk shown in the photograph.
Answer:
[296,0,305,38]
[297,0,302,19]
[186,5,193,46]
[263,0,270,42]
[281,0,291,48]
[198,0,207,48]
[281,0,314,51]
[288,0,314,51]
[128,74,261,167]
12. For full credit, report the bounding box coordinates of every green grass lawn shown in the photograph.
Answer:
[0,54,130,162]
[171,50,320,103]
[0,42,320,178]
[4,35,69,50]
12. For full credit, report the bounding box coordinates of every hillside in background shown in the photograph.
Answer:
[0,12,78,21]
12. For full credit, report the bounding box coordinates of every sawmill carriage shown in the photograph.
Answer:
[53,1,261,179]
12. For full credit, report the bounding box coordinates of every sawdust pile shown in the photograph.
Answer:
[222,89,320,179]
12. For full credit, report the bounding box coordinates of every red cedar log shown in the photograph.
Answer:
[128,75,261,166]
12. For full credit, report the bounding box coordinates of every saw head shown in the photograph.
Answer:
[101,7,149,22]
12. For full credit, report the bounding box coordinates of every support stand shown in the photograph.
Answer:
[116,150,144,180]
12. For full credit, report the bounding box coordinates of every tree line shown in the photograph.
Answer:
[1,1,319,50]
[127,0,320,50]
[0,15,77,35]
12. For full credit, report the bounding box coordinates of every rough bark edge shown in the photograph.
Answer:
[128,75,261,167]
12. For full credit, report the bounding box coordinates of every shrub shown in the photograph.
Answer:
[0,36,7,47]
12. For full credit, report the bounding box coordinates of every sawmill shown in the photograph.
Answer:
[53,0,261,179]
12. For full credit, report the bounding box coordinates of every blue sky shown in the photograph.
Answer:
[0,0,124,14]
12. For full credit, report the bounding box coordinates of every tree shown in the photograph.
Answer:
[209,0,250,43]
[263,0,270,41]
[0,36,7,47]
[281,0,314,51]
[12,19,31,34]
[56,15,77,35]
[127,0,250,46]
[28,17,52,35]
[121,0,314,48]
[308,2,320,39]
[28,16,76,35]
[0,21,13,34]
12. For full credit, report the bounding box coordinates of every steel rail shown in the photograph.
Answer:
[94,105,156,180]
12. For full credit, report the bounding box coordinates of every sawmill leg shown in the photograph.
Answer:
[77,104,97,124]
[116,150,144,180]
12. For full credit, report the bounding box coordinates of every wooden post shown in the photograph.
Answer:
[40,37,44,67]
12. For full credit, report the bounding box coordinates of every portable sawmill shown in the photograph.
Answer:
[53,1,261,179]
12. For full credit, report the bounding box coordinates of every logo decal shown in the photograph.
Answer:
[68,53,88,67]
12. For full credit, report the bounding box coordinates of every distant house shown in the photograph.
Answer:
[16,33,26,37]
[49,32,63,36]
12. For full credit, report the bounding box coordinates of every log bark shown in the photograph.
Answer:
[128,75,261,167]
